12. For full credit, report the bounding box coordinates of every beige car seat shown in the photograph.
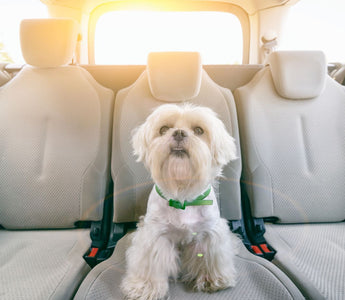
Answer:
[75,52,303,300]
[0,19,114,299]
[235,50,345,299]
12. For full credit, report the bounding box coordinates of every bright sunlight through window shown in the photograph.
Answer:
[95,11,243,65]
[280,0,345,62]
[0,0,48,64]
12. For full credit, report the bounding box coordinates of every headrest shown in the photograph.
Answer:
[20,18,79,68]
[147,52,202,102]
[269,51,327,99]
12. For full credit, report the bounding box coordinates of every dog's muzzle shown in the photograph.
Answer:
[171,129,188,157]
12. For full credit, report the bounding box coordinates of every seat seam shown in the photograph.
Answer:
[242,68,275,217]
[49,233,87,300]
[236,255,298,299]
[80,263,118,300]
[79,81,104,221]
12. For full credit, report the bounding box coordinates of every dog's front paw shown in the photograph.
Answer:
[121,276,169,300]
[192,274,237,293]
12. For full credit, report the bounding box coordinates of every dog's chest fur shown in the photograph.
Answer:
[144,186,220,243]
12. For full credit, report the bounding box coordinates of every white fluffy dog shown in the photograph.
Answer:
[121,104,239,300]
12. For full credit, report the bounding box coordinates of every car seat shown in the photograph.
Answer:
[0,18,114,299]
[75,52,303,300]
[234,50,345,300]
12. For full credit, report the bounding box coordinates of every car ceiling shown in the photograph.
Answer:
[41,0,299,15]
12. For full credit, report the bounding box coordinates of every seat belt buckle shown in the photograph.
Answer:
[83,246,113,268]
[88,247,99,258]
[249,243,276,260]
[259,243,276,261]
[250,245,264,257]
[83,247,100,268]
[249,218,277,261]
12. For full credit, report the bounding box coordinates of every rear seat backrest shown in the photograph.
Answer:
[0,19,114,229]
[112,52,242,223]
[235,50,345,223]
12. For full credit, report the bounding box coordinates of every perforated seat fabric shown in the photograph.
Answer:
[0,230,91,300]
[234,51,345,299]
[0,66,114,229]
[75,52,304,300]
[75,233,303,300]
[265,223,345,300]
[0,19,114,299]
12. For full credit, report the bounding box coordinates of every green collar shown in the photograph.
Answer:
[155,185,213,210]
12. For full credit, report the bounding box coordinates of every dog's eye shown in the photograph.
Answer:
[159,126,170,135]
[193,127,204,135]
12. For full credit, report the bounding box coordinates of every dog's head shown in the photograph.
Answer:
[132,104,237,199]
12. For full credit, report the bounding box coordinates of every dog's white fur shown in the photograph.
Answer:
[121,104,239,300]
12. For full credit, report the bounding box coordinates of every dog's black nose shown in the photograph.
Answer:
[173,129,187,141]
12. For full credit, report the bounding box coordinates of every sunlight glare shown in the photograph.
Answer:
[280,0,345,62]
[0,0,48,64]
[95,11,243,65]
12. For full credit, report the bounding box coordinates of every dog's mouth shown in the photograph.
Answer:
[170,146,189,157]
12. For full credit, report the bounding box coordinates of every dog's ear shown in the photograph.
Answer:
[211,118,237,167]
[132,123,149,163]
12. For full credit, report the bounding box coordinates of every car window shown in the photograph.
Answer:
[0,0,48,64]
[279,0,345,62]
[94,11,243,65]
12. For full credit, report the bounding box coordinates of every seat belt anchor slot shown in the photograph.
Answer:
[250,218,277,261]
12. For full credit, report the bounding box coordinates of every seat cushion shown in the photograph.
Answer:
[265,223,345,300]
[0,229,91,300]
[74,233,304,300]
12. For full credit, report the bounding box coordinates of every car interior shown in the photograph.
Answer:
[0,0,344,300]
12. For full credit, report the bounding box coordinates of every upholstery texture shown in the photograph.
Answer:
[265,223,345,300]
[112,65,242,222]
[0,17,114,228]
[75,233,304,300]
[20,18,79,67]
[234,50,345,299]
[269,51,327,99]
[0,229,91,300]
[235,64,345,223]
[0,66,114,229]
[0,17,114,300]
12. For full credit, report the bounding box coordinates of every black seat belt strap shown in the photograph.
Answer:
[84,180,114,268]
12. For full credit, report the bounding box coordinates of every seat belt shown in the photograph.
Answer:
[241,181,276,261]
[248,218,277,261]
[229,218,252,253]
[83,180,115,268]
